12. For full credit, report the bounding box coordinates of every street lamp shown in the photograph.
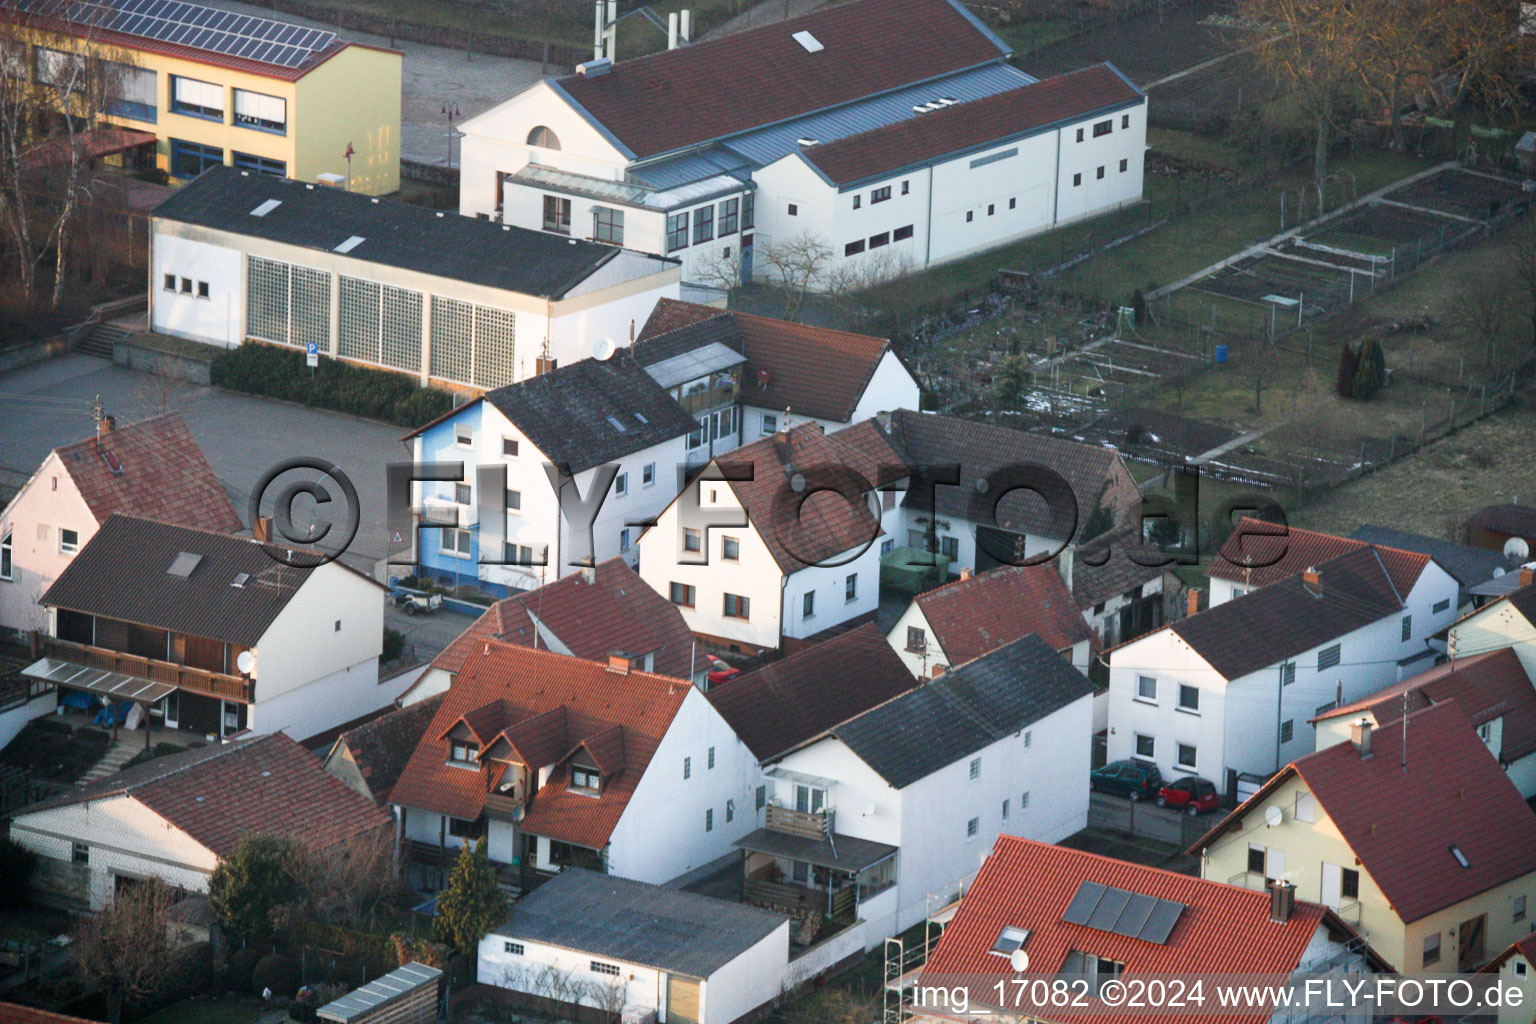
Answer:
[442,102,461,167]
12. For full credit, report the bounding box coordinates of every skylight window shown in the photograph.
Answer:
[990,926,1030,956]
[605,415,628,433]
[231,573,250,588]
[792,29,823,52]
[1449,844,1471,869]
[334,235,366,253]
[250,199,281,217]
[166,552,203,578]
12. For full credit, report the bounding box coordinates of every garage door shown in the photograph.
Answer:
[667,976,700,1024]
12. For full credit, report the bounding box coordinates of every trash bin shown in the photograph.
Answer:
[1214,344,1228,364]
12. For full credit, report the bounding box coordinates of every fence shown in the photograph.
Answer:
[1088,793,1212,851]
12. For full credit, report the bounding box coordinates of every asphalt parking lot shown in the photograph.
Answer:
[0,353,409,576]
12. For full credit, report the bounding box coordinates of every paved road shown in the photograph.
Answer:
[1088,790,1211,848]
[385,602,477,662]
[0,353,409,575]
[187,0,547,168]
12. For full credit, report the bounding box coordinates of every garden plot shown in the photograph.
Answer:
[1386,167,1532,221]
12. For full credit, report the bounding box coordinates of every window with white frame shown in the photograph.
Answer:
[614,472,628,496]
[441,528,471,556]
[0,529,10,580]
[802,591,815,619]
[1178,684,1199,712]
[642,463,655,487]
[761,413,778,435]
[1020,791,1029,810]
[592,206,624,245]
[60,528,79,554]
[170,75,223,118]
[1137,675,1157,701]
[845,573,857,602]
[590,961,620,976]
[1176,744,1197,769]
[503,941,524,955]
[966,817,979,839]
[233,89,286,132]
[969,757,981,781]
[1135,733,1154,758]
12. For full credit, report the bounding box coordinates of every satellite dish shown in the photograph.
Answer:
[236,651,256,675]
[1504,537,1530,561]
[1493,567,1507,579]
[591,336,617,361]
[1264,805,1283,828]
[1009,949,1030,973]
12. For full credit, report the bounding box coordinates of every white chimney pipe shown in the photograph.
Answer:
[593,0,604,60]
[667,11,678,49]
[680,9,691,42]
[605,0,616,61]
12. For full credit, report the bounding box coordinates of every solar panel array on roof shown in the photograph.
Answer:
[24,0,337,67]
[1061,881,1186,945]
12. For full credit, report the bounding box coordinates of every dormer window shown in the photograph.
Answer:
[571,767,601,793]
[449,739,479,765]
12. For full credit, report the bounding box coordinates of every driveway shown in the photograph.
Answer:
[0,353,411,575]
[385,602,477,663]
[1087,790,1213,849]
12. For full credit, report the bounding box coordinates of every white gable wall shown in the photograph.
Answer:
[151,234,243,345]
[0,452,97,637]
[849,351,922,423]
[607,686,758,883]
[11,794,217,910]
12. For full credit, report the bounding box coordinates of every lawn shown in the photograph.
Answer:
[136,1000,267,1024]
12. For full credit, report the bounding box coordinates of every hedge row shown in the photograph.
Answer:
[210,342,454,428]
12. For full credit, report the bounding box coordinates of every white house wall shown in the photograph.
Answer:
[477,932,667,1021]
[886,602,938,679]
[150,234,243,345]
[779,544,883,642]
[1107,629,1229,780]
[458,81,630,219]
[749,156,837,284]
[605,687,759,883]
[0,452,98,637]
[692,923,793,1024]
[246,656,391,740]
[849,351,922,423]
[11,794,217,910]
[250,563,383,704]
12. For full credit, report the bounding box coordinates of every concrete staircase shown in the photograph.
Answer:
[76,321,129,359]
[78,736,141,784]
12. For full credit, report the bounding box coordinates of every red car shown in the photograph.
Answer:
[1156,776,1220,815]
[707,659,741,688]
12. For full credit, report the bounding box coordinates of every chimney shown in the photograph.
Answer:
[959,566,973,581]
[96,414,116,436]
[930,663,947,679]
[580,560,596,585]
[1185,587,1201,617]
[1350,718,1373,759]
[1521,565,1534,587]
[667,11,678,48]
[1302,565,1320,587]
[1058,546,1074,592]
[1268,880,1296,923]
[679,8,691,42]
[253,516,273,542]
[607,651,634,674]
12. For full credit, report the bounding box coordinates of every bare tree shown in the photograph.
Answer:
[133,352,195,417]
[293,826,398,929]
[73,879,179,1024]
[1458,263,1513,368]
[692,246,746,304]
[757,231,834,321]
[822,246,916,315]
[1510,214,1536,350]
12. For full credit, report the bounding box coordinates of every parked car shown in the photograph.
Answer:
[1090,759,1163,801]
[707,658,742,688]
[1156,776,1220,815]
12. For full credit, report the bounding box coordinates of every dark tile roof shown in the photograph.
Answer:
[923,836,1347,1024]
[1210,517,1431,595]
[483,351,698,474]
[552,0,1009,160]
[1193,701,1536,924]
[51,413,242,534]
[1166,546,1408,680]
[833,633,1095,788]
[636,300,901,422]
[1349,525,1517,589]
[915,563,1093,665]
[330,694,445,804]
[733,826,898,872]
[1467,503,1536,539]
[635,297,728,344]
[432,559,698,680]
[389,643,690,850]
[803,64,1141,186]
[39,514,360,647]
[15,734,389,857]
[153,166,650,298]
[0,1004,100,1024]
[1315,648,1536,762]
[494,868,785,978]
[1070,525,1166,611]
[719,421,906,573]
[883,409,1133,540]
[706,623,918,761]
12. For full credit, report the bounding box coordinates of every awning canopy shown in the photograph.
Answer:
[22,657,176,705]
[764,765,838,790]
[734,827,897,873]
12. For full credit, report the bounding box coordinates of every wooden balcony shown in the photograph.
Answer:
[484,790,525,822]
[42,637,252,704]
[765,805,832,839]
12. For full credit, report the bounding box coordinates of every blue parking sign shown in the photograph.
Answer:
[306,341,319,367]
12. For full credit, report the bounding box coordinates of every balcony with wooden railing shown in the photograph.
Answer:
[42,637,252,704]
[765,804,833,839]
[484,790,526,822]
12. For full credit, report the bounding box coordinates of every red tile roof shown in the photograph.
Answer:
[804,64,1141,185]
[916,563,1093,666]
[19,734,389,858]
[1482,931,1536,974]
[719,421,906,573]
[1313,648,1536,762]
[432,558,697,680]
[1209,517,1431,596]
[707,623,918,760]
[52,413,242,534]
[553,0,1008,159]
[638,300,902,423]
[921,836,1347,1024]
[389,643,691,851]
[1192,701,1536,924]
